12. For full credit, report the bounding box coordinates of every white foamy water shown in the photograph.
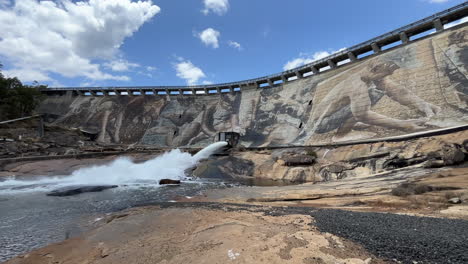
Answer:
[0,142,227,193]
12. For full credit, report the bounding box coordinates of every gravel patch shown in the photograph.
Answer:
[311,210,468,264]
[152,203,468,264]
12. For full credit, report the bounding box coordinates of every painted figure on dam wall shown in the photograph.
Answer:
[439,30,468,111]
[240,86,308,147]
[140,94,242,147]
[296,26,468,144]
[37,25,468,147]
[303,58,441,140]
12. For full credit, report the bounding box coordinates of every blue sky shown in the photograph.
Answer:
[0,0,466,87]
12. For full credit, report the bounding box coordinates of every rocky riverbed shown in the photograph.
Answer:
[2,162,468,263]
[1,131,468,263]
[0,179,231,263]
[4,202,468,264]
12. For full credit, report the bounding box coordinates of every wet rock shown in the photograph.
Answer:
[46,185,118,196]
[12,184,48,190]
[105,213,130,223]
[159,179,181,185]
[448,197,462,204]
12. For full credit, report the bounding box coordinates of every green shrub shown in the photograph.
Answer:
[0,64,45,120]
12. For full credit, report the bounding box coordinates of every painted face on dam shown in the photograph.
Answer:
[366,61,400,82]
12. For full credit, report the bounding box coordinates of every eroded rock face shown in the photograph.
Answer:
[319,163,356,181]
[0,126,96,159]
[192,156,255,179]
[222,132,468,184]
[382,142,467,170]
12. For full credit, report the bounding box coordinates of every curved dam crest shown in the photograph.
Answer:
[39,24,468,148]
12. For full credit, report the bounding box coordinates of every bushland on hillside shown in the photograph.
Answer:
[0,63,46,120]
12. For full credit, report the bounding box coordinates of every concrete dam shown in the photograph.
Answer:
[39,5,468,148]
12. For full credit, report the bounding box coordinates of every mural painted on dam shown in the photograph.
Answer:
[240,25,468,146]
[39,25,468,147]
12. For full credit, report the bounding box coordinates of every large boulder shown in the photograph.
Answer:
[47,185,118,196]
[383,155,427,169]
[159,179,181,185]
[192,156,254,179]
[318,162,355,181]
[425,143,466,167]
[280,154,315,166]
[439,143,466,165]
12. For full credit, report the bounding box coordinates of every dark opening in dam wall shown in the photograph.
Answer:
[38,7,468,148]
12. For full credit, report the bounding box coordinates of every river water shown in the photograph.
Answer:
[0,142,232,262]
[0,179,232,262]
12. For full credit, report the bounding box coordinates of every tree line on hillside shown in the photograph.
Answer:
[0,63,46,120]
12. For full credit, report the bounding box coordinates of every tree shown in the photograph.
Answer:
[0,64,46,120]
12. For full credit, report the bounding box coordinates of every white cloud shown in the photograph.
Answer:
[146,66,157,71]
[283,48,346,71]
[0,0,160,83]
[444,16,468,29]
[3,68,51,82]
[198,28,220,48]
[202,0,229,15]
[174,59,207,85]
[228,40,242,50]
[283,58,313,71]
[104,59,140,72]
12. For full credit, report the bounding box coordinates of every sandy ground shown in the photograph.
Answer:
[5,205,385,264]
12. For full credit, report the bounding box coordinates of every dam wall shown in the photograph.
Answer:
[38,23,468,148]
